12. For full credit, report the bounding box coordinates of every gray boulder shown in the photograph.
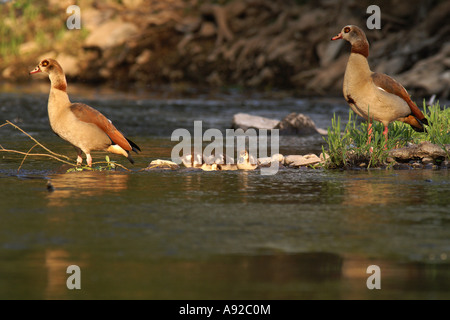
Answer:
[389,141,449,161]
[232,113,279,131]
[275,112,320,135]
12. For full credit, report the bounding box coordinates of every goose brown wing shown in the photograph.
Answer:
[371,72,428,125]
[69,103,133,152]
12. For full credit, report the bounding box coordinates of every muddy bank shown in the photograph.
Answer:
[1,0,449,98]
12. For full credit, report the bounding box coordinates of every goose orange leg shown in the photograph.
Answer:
[382,125,389,150]
[367,122,373,144]
[382,125,389,141]
[75,147,83,166]
[86,154,93,167]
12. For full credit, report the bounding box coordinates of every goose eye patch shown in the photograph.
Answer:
[42,60,49,67]
[344,27,351,33]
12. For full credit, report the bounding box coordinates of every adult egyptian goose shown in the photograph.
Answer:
[331,25,428,142]
[30,58,140,167]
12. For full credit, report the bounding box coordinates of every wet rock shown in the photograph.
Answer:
[284,155,302,166]
[303,154,324,166]
[257,153,284,167]
[389,141,449,161]
[411,162,423,169]
[145,159,180,170]
[421,157,434,164]
[284,154,321,167]
[320,152,329,162]
[275,112,320,135]
[393,163,412,170]
[232,113,279,131]
[272,153,285,164]
[257,157,271,167]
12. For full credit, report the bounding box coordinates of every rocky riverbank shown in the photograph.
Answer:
[1,0,449,98]
[144,140,450,171]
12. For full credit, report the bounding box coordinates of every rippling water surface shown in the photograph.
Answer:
[1,84,449,300]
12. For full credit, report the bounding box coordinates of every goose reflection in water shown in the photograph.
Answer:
[341,171,430,207]
[46,171,129,207]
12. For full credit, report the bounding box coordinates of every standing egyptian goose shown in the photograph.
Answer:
[331,25,428,142]
[30,58,140,167]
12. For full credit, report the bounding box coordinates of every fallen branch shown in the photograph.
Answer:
[0,147,76,167]
[5,120,71,160]
[18,143,39,172]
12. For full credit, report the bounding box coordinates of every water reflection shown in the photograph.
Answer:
[177,169,263,204]
[37,251,450,299]
[342,175,410,206]
[341,170,446,206]
[44,249,87,300]
[238,171,251,203]
[46,171,129,207]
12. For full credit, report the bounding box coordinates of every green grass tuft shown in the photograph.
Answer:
[321,102,449,169]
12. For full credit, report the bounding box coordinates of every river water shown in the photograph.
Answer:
[0,83,449,300]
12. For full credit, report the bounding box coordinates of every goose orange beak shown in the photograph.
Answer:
[331,33,343,41]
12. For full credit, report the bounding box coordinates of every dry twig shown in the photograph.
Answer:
[5,120,71,160]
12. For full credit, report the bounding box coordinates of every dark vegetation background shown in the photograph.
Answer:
[0,0,449,98]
